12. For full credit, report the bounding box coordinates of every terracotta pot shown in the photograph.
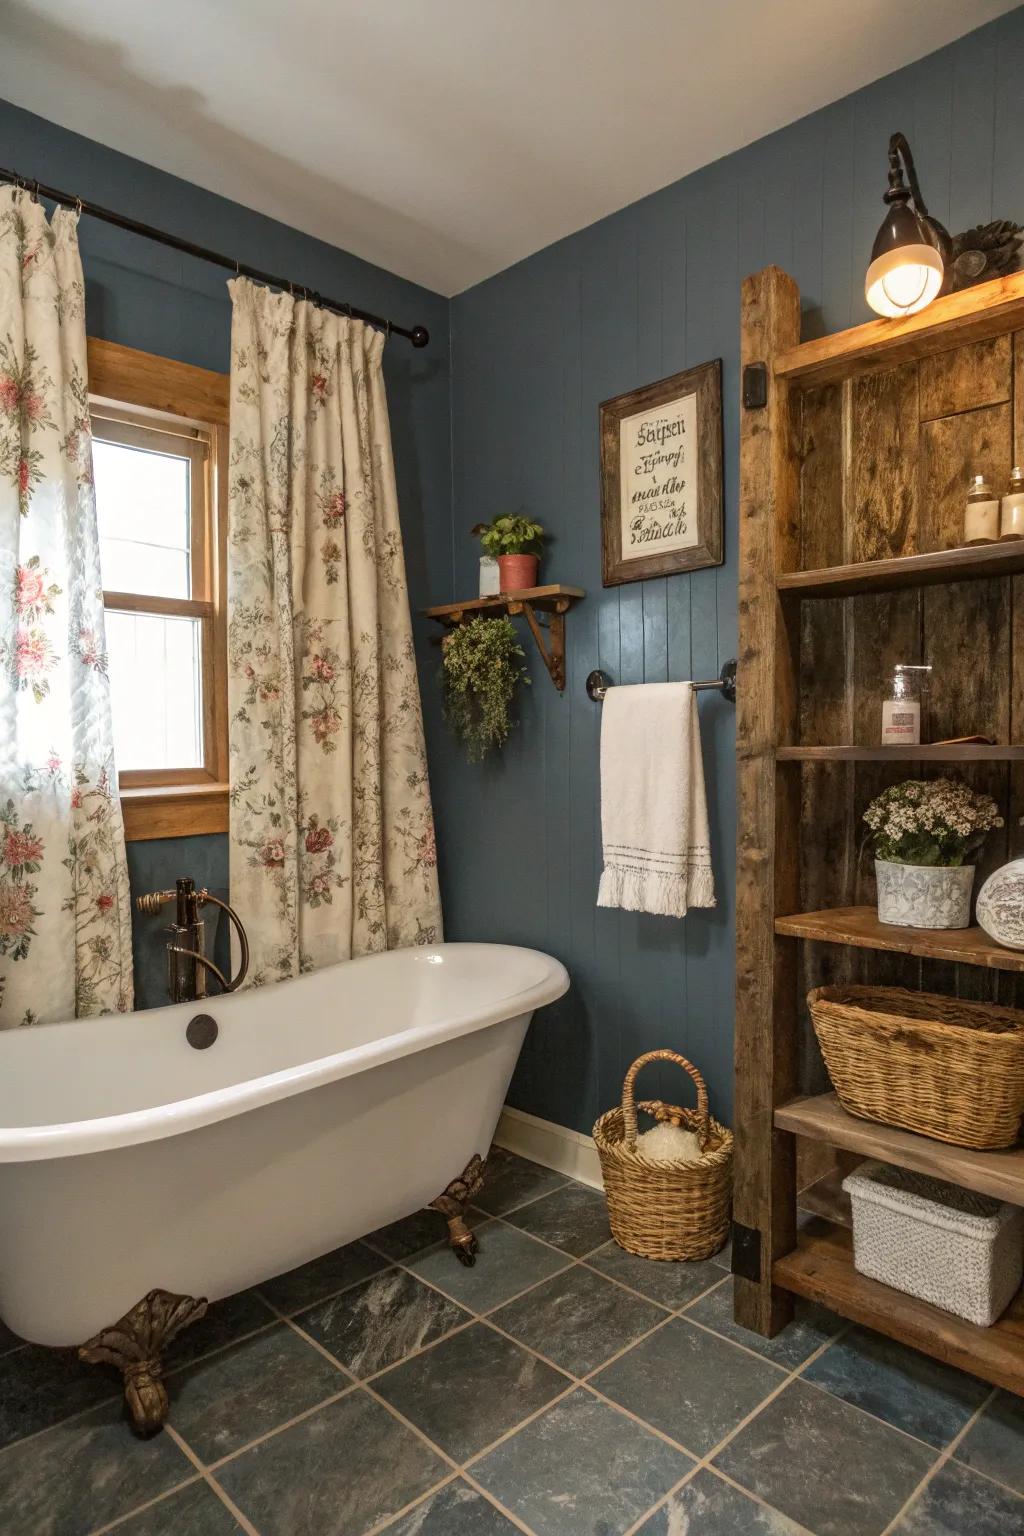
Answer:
[498,553,539,593]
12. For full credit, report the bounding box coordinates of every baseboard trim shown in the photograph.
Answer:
[493,1105,603,1190]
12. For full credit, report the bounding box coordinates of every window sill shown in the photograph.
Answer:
[120,782,229,842]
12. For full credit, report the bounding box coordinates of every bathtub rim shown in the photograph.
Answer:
[0,943,568,1164]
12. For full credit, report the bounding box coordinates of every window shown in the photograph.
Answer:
[87,338,229,840]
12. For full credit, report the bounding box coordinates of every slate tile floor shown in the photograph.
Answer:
[1,1150,1023,1535]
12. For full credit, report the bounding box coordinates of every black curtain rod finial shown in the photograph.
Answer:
[410,325,430,348]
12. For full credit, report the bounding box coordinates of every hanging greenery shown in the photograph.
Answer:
[441,615,530,762]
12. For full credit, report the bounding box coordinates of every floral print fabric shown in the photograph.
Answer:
[227,279,441,982]
[0,188,133,1027]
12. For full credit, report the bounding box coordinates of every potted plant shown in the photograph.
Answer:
[441,615,530,762]
[863,778,1003,930]
[472,516,545,594]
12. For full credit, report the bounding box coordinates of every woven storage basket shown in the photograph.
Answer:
[593,1049,733,1261]
[808,984,1024,1150]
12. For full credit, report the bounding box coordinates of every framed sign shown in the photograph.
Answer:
[599,359,723,586]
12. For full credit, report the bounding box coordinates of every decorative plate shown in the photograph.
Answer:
[976,858,1024,949]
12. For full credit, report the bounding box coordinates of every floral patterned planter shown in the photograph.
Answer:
[875,859,975,930]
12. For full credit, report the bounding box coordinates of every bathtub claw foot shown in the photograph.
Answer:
[79,1288,208,1436]
[429,1153,486,1267]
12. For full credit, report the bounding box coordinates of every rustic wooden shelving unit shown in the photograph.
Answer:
[734,264,1024,1395]
[423,584,584,691]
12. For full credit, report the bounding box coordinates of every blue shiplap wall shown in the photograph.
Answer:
[438,10,1024,1135]
[0,96,452,1009]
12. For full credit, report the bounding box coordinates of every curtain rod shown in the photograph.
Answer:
[0,167,430,349]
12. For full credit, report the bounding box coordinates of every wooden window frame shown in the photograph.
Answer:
[88,337,230,841]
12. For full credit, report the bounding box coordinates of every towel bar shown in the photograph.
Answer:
[586,659,737,705]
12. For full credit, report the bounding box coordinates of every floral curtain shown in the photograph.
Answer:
[0,188,133,1028]
[227,279,441,982]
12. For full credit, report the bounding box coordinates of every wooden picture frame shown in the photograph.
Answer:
[600,359,723,586]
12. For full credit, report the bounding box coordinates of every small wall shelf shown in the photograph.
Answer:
[423,584,585,691]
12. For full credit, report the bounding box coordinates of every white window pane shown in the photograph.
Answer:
[106,611,203,771]
[93,438,192,598]
[100,541,189,597]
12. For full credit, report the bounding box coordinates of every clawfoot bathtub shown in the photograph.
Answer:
[0,942,568,1430]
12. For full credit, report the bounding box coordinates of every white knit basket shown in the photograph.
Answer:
[842,1161,1024,1327]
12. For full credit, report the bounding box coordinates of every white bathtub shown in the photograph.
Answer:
[0,942,568,1346]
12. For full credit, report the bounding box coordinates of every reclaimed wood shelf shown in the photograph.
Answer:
[736,261,1024,1394]
[773,268,1024,387]
[777,1093,1024,1205]
[423,584,584,691]
[774,905,1024,973]
[778,540,1024,598]
[777,744,1024,762]
[774,1220,1024,1396]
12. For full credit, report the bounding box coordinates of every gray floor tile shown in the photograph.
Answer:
[955,1388,1024,1495]
[491,1263,667,1377]
[373,1321,569,1462]
[504,1182,611,1256]
[0,1318,22,1356]
[0,1398,192,1536]
[473,1147,568,1215]
[170,1321,346,1463]
[712,1237,732,1271]
[0,1341,119,1451]
[256,1240,389,1314]
[215,1390,447,1536]
[714,1378,937,1536]
[684,1274,845,1369]
[804,1325,990,1449]
[367,1207,485,1261]
[408,1219,570,1313]
[165,1288,276,1371]
[586,1241,726,1309]
[386,1479,522,1534]
[892,1458,1024,1535]
[297,1268,470,1378]
[472,1386,692,1536]
[115,1478,245,1535]
[592,1316,784,1456]
[635,1467,803,1534]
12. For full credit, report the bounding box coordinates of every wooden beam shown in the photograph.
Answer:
[88,336,229,424]
[734,265,802,1335]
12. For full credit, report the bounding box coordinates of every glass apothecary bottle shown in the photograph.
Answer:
[881,664,931,747]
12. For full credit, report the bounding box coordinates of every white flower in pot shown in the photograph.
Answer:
[862,778,1003,930]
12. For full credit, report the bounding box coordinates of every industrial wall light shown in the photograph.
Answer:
[866,132,1022,319]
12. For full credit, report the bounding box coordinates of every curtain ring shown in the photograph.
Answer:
[31,180,40,202]
[386,319,393,339]
[75,197,83,218]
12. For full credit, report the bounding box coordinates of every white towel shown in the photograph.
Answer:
[597,682,716,917]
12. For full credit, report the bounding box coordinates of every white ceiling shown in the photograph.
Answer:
[0,1,1018,296]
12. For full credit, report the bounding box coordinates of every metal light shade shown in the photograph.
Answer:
[865,198,944,318]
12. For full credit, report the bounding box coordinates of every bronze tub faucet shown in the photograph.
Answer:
[136,878,249,1003]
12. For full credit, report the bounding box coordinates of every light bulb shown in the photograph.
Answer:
[865,242,944,318]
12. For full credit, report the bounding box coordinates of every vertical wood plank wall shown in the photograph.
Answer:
[444,12,1024,1137]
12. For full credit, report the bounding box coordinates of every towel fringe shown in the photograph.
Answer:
[597,863,716,918]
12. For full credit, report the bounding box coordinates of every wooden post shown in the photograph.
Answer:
[734,266,802,1335]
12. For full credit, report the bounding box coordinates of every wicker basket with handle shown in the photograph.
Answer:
[592,1049,733,1261]
[808,984,1024,1150]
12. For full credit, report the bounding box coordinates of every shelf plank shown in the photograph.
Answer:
[774,269,1024,388]
[777,744,1024,762]
[774,906,1024,972]
[778,540,1024,598]
[778,1094,1024,1205]
[774,1220,1024,1396]
[423,584,585,621]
